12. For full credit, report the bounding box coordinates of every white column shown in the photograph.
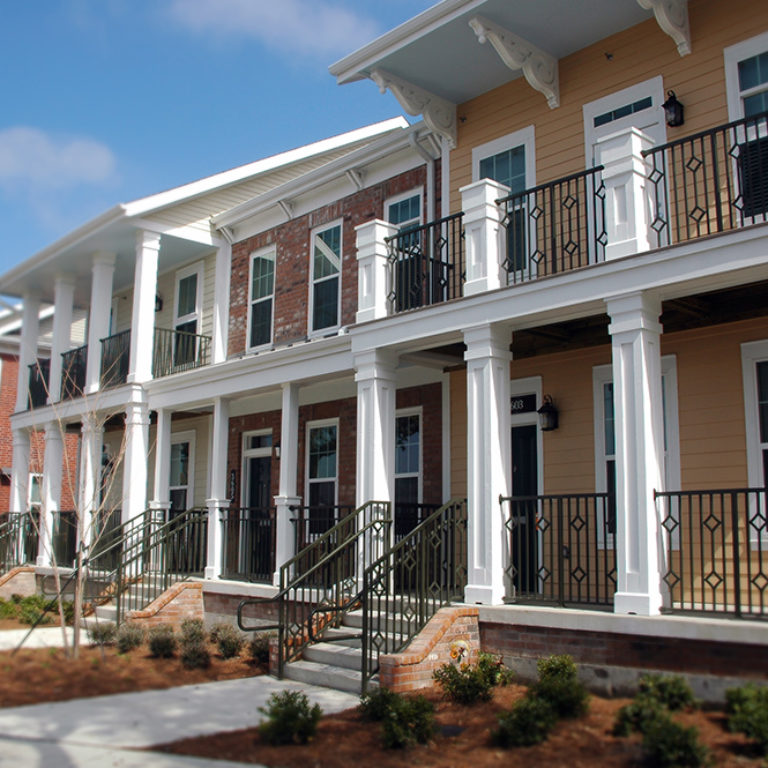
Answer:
[127,230,160,384]
[211,240,232,365]
[85,253,116,394]
[460,179,509,297]
[39,421,63,566]
[463,323,512,605]
[596,126,654,261]
[205,397,230,580]
[606,291,665,616]
[10,429,30,513]
[150,407,172,514]
[79,415,103,549]
[355,220,397,324]
[122,401,150,523]
[274,382,300,584]
[16,294,40,412]
[48,276,75,404]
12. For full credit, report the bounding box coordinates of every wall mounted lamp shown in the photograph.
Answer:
[662,90,685,127]
[537,394,559,432]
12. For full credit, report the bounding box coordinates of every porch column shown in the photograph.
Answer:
[463,323,512,605]
[121,400,150,523]
[150,407,172,514]
[205,397,230,580]
[48,276,75,404]
[606,291,665,616]
[596,126,654,260]
[127,230,160,384]
[211,240,231,365]
[16,294,40,412]
[39,421,63,566]
[85,253,116,394]
[355,220,397,323]
[10,429,30,514]
[274,382,300,584]
[79,414,103,550]
[460,178,509,297]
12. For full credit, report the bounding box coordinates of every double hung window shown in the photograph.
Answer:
[306,421,338,534]
[248,248,275,349]
[310,223,341,333]
[174,263,203,367]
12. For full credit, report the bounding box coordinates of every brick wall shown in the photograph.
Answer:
[128,582,204,630]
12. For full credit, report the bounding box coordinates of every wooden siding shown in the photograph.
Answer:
[450,0,768,213]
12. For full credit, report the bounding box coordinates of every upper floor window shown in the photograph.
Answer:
[248,248,275,349]
[309,221,341,334]
[174,262,203,367]
[386,190,422,230]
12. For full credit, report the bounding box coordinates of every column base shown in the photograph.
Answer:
[614,590,663,616]
[204,566,218,580]
[464,582,506,606]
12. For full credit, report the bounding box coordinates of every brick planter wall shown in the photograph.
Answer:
[127,582,203,629]
[0,566,36,599]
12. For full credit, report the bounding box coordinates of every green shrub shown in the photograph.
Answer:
[433,653,513,704]
[528,654,589,719]
[60,601,75,625]
[10,593,23,604]
[726,684,768,754]
[181,640,211,669]
[248,632,274,665]
[381,694,435,749]
[492,695,558,748]
[18,601,52,625]
[638,673,697,711]
[87,621,117,645]
[613,693,667,737]
[148,624,177,658]
[258,690,322,745]
[208,622,231,644]
[0,599,17,619]
[641,712,710,767]
[116,622,145,653]
[359,686,401,721]
[180,617,206,644]
[476,652,515,687]
[215,625,244,659]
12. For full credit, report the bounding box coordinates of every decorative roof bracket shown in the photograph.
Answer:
[469,15,559,109]
[277,199,294,220]
[637,0,691,56]
[345,168,365,191]
[370,68,457,148]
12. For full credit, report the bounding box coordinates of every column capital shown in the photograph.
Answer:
[463,323,512,362]
[44,421,63,442]
[136,229,161,252]
[354,348,399,383]
[606,291,662,336]
[54,274,76,291]
[92,251,116,268]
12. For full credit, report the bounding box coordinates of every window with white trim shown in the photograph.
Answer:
[174,262,203,366]
[741,341,768,488]
[248,248,275,349]
[306,420,338,533]
[395,408,421,498]
[170,431,195,513]
[28,473,42,514]
[386,190,422,230]
[309,222,341,334]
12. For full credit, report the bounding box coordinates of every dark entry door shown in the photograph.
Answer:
[511,424,538,595]
[244,456,272,580]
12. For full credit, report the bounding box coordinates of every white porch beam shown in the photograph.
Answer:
[40,421,63,566]
[211,240,231,366]
[274,382,300,583]
[150,407,172,512]
[48,276,75,405]
[10,429,30,514]
[79,414,103,550]
[122,399,150,523]
[637,0,691,56]
[128,230,160,384]
[205,396,230,580]
[16,295,40,413]
[85,252,116,394]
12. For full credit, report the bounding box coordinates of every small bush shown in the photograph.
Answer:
[528,654,589,719]
[726,684,768,754]
[641,713,710,767]
[116,622,145,653]
[0,599,17,619]
[148,624,177,658]
[433,653,513,705]
[492,695,558,748]
[381,694,435,749]
[208,622,231,644]
[259,690,322,745]
[476,652,515,687]
[181,640,211,669]
[613,693,667,737]
[215,625,244,659]
[638,673,697,711]
[18,602,52,625]
[87,621,117,645]
[180,617,206,644]
[359,686,401,721]
[248,632,275,665]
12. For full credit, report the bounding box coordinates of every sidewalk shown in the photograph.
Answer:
[0,675,359,767]
[0,626,74,651]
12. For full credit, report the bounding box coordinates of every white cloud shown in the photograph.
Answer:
[167,0,381,59]
[0,127,116,190]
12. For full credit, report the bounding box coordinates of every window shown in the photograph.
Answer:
[309,222,341,334]
[28,473,42,514]
[395,410,421,538]
[742,341,768,488]
[306,421,338,533]
[473,127,535,277]
[169,431,195,514]
[248,248,275,349]
[174,262,203,367]
[386,190,422,230]
[241,431,272,509]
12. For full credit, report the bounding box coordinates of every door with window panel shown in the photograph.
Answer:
[240,432,273,581]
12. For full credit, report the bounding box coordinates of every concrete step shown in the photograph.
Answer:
[302,642,362,671]
[282,659,367,694]
[321,627,362,648]
[342,610,412,633]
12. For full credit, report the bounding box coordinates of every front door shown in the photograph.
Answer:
[241,432,273,580]
[511,424,539,595]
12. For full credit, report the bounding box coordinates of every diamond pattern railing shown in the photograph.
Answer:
[655,488,768,618]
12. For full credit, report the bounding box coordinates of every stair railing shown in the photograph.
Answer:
[237,500,390,677]
[0,513,27,572]
[361,498,468,691]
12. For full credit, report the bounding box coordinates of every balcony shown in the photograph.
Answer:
[27,359,50,409]
[60,344,87,400]
[152,327,211,379]
[100,330,130,389]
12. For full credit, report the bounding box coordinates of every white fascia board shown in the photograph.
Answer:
[350,224,768,355]
[123,118,409,219]
[213,124,430,230]
[329,0,485,83]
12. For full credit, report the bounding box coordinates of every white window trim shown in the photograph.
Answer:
[173,261,204,334]
[724,31,768,121]
[509,376,543,496]
[592,364,615,550]
[308,220,343,337]
[304,418,339,506]
[28,472,42,512]
[471,125,536,188]
[241,429,273,509]
[170,430,196,511]
[741,339,768,488]
[384,188,424,230]
[246,246,276,352]
[395,407,423,504]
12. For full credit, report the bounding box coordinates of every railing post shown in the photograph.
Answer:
[460,179,509,296]
[596,126,655,260]
[355,219,397,323]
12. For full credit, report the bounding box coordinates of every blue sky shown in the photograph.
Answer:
[0,0,435,275]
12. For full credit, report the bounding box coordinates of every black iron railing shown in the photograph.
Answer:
[51,510,77,567]
[362,499,467,691]
[290,504,355,558]
[643,111,768,247]
[0,512,39,571]
[386,212,465,313]
[100,330,130,388]
[656,488,768,618]
[153,327,211,378]
[497,166,606,284]
[393,502,441,542]
[88,508,123,573]
[27,359,50,409]
[60,345,88,400]
[500,493,616,607]
[221,507,276,584]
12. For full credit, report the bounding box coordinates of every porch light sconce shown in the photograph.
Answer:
[537,394,559,432]
[274,442,281,459]
[155,294,163,312]
[662,90,684,127]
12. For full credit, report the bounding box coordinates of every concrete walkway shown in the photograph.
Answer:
[0,625,74,650]
[0,675,359,767]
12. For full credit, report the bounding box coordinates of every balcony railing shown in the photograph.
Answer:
[643,111,768,248]
[656,487,768,618]
[100,330,130,388]
[500,492,616,607]
[497,166,606,285]
[153,327,211,378]
[27,359,50,409]
[386,212,465,314]
[60,345,87,400]
[221,507,276,584]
